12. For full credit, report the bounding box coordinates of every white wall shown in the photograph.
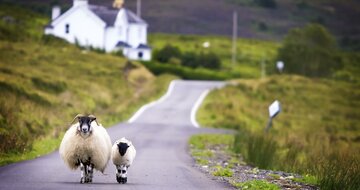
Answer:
[51,7,106,49]
[127,24,147,47]
[126,48,151,61]
[104,27,117,52]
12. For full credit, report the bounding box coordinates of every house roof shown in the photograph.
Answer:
[116,41,131,48]
[125,9,146,24]
[89,5,118,26]
[137,44,151,49]
[89,5,146,26]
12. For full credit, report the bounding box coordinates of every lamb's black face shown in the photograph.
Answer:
[78,116,95,134]
[117,142,130,156]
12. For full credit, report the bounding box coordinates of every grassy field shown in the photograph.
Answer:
[149,33,280,78]
[0,5,177,166]
[197,75,360,188]
[198,75,360,147]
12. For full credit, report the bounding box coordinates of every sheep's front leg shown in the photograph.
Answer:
[80,162,86,183]
[116,165,127,184]
[87,164,94,183]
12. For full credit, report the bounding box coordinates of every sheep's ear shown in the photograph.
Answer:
[70,114,84,125]
[88,115,99,126]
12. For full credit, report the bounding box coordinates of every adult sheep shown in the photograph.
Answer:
[59,114,112,183]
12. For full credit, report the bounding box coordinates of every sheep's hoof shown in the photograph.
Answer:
[116,177,127,184]
[85,175,92,183]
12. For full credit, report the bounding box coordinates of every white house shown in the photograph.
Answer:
[45,0,151,61]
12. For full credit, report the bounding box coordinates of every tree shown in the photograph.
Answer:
[154,44,182,63]
[277,24,342,77]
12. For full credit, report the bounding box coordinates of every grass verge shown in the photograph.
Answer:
[197,75,360,189]
[232,180,280,190]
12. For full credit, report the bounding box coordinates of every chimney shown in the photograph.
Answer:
[113,0,124,9]
[73,0,88,7]
[52,6,61,20]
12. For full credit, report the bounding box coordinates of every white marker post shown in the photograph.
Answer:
[266,100,281,132]
[276,61,284,73]
[203,41,210,48]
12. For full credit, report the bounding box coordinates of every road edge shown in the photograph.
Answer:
[128,80,177,123]
[190,90,210,128]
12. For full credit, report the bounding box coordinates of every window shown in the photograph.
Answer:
[65,24,70,34]
[138,52,143,59]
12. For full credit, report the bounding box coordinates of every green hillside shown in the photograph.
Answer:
[198,75,360,145]
[0,5,176,165]
[197,75,360,188]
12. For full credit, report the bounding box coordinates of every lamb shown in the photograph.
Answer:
[111,137,136,184]
[59,114,112,183]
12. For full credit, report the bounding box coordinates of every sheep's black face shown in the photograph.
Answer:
[117,142,130,156]
[77,116,95,134]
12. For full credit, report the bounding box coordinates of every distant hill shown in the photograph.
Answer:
[1,0,359,49]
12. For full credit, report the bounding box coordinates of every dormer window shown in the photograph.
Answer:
[65,24,70,34]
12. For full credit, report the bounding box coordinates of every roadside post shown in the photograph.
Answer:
[265,100,281,133]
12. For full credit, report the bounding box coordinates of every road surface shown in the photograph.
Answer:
[0,80,234,190]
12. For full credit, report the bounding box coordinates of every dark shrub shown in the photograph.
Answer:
[154,44,182,63]
[181,51,221,69]
[181,52,198,68]
[198,52,221,69]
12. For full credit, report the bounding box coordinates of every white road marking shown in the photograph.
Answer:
[128,80,177,123]
[190,90,210,128]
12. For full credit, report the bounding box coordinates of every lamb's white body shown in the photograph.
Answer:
[59,122,112,175]
[111,137,136,184]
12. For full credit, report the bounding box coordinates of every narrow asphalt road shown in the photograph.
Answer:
[0,80,234,190]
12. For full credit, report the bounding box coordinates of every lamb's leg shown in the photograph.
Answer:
[116,165,122,183]
[116,165,127,184]
[80,162,85,183]
[122,165,128,184]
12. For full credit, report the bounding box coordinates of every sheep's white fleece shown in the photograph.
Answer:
[111,138,136,167]
[59,122,112,172]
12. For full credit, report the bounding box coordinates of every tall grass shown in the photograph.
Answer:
[313,152,360,190]
[234,128,278,169]
[234,128,360,189]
